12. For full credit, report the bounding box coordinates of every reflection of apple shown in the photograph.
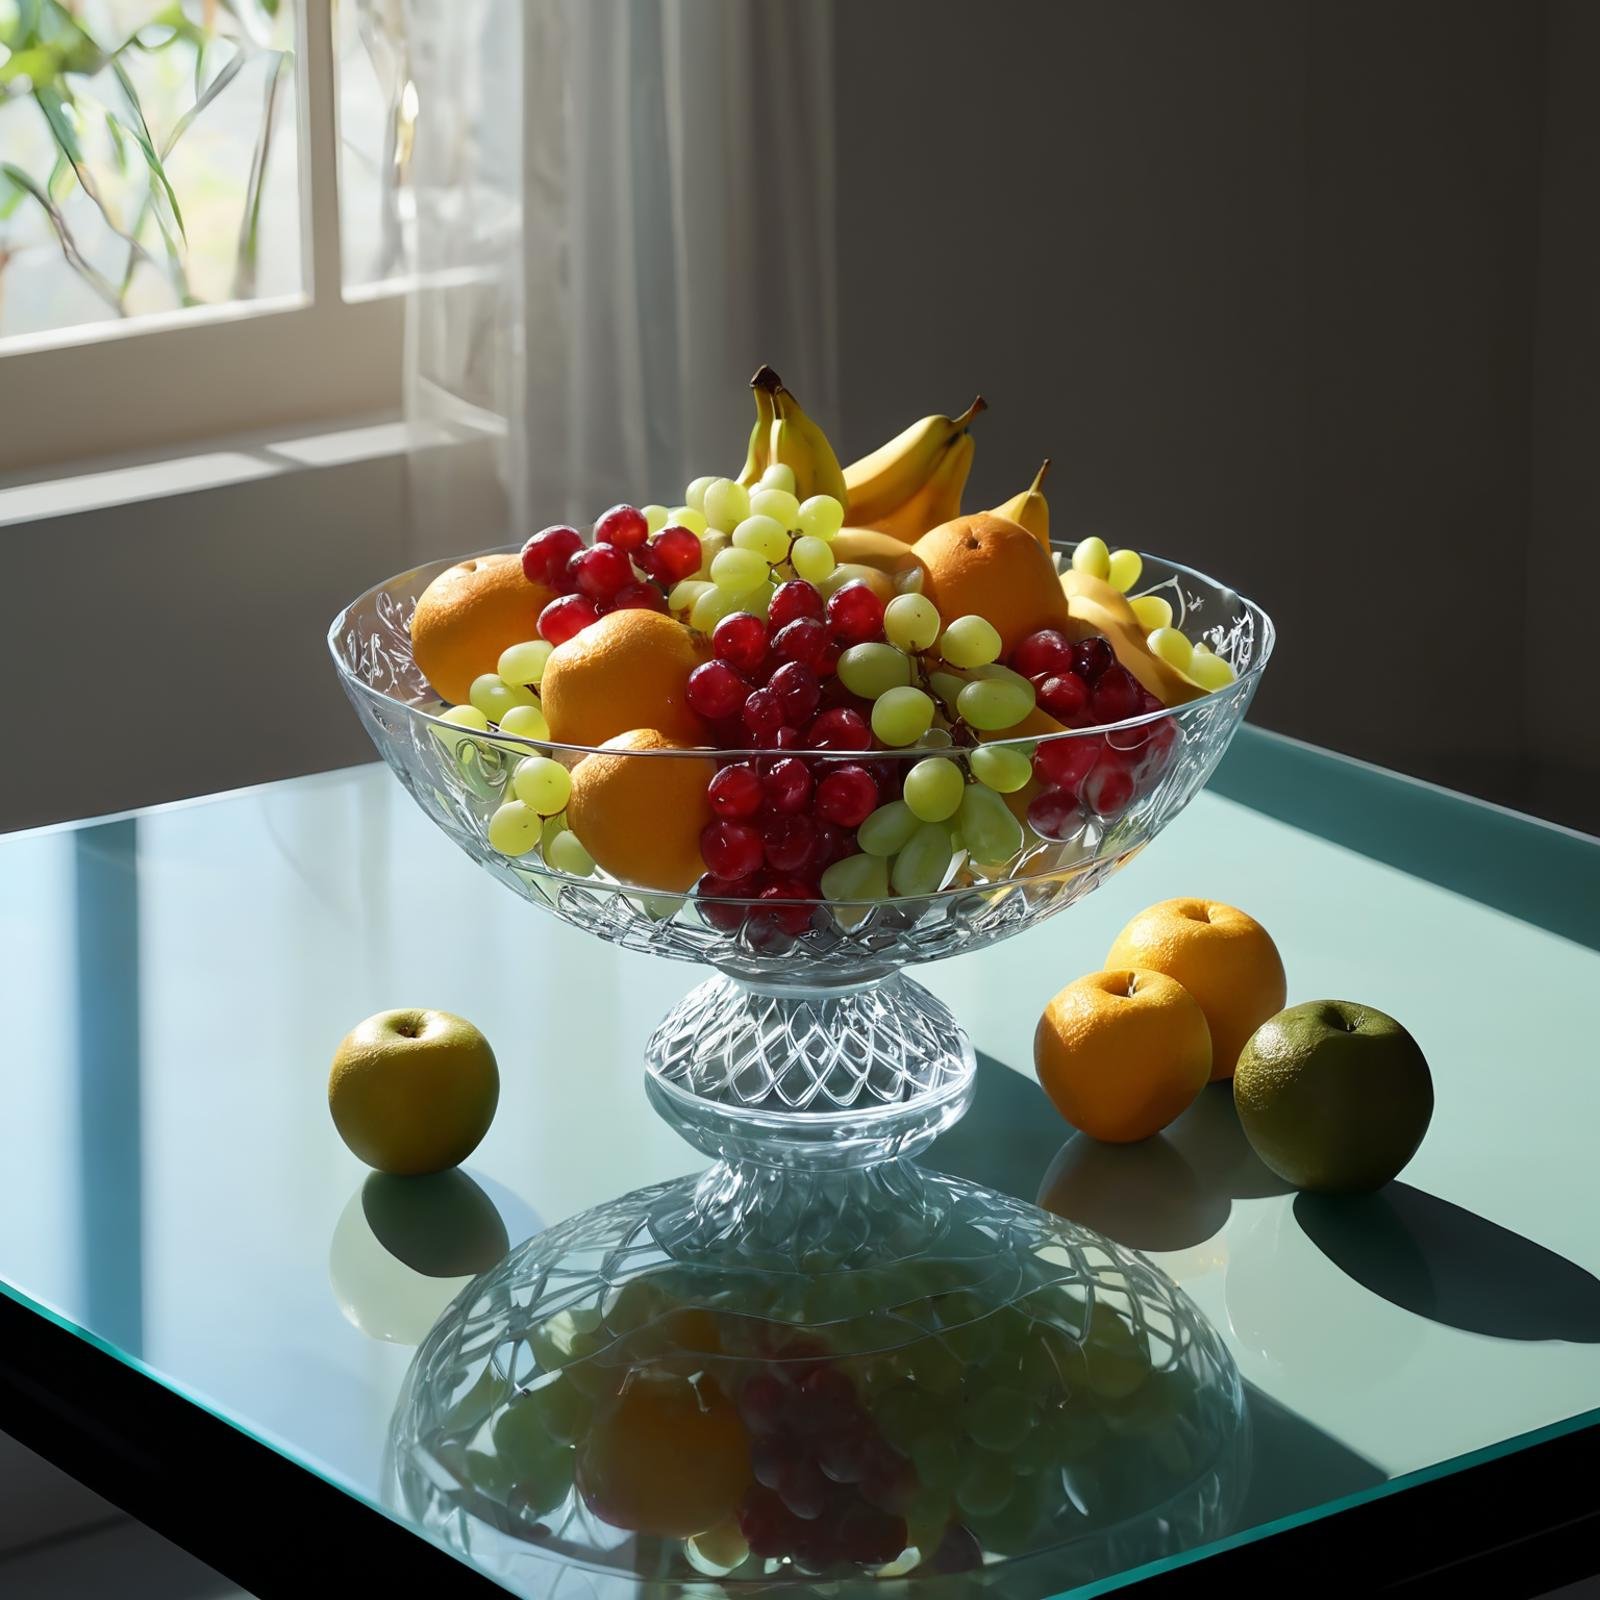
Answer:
[1234,1001,1432,1194]
[328,1008,499,1176]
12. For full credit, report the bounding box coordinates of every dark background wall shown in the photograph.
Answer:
[834,0,1599,833]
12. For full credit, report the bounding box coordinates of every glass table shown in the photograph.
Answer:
[1,726,1597,1597]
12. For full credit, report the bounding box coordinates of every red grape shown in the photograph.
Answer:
[809,819,851,870]
[769,579,824,631]
[825,581,885,644]
[806,708,872,752]
[593,503,648,551]
[1073,636,1114,683]
[1033,734,1104,796]
[538,592,601,644]
[713,611,769,675]
[609,581,664,612]
[687,660,750,721]
[568,543,633,602]
[743,688,785,743]
[772,618,831,671]
[757,877,815,935]
[763,815,817,873]
[696,873,755,931]
[708,763,763,819]
[651,524,702,580]
[1090,663,1142,723]
[521,525,582,588]
[1011,628,1076,679]
[813,764,878,827]
[701,819,765,879]
[1082,756,1137,817]
[771,725,804,750]
[739,1486,805,1557]
[769,661,821,725]
[1037,672,1089,722]
[837,1503,908,1566]
[777,1458,829,1521]
[738,1375,788,1436]
[763,756,814,814]
[1027,788,1084,840]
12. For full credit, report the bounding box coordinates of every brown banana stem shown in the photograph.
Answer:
[1028,458,1051,493]
[957,395,988,429]
[750,365,783,393]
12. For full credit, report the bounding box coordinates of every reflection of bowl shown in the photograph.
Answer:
[331,543,1270,1162]
[387,1163,1248,1592]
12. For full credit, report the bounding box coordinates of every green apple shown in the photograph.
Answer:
[328,1008,499,1176]
[1233,1001,1432,1193]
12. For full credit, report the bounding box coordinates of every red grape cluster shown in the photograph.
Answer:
[521,506,703,645]
[691,579,896,932]
[1008,629,1178,838]
[735,1360,915,1572]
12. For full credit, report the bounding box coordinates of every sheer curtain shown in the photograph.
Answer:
[403,0,838,543]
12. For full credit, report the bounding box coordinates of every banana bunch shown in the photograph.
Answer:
[840,396,987,543]
[737,366,849,503]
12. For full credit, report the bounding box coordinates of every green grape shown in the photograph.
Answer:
[498,703,549,743]
[488,800,542,856]
[927,670,966,711]
[463,1447,515,1501]
[758,461,797,495]
[837,642,911,698]
[903,757,965,822]
[872,685,935,747]
[711,545,770,592]
[939,614,1002,668]
[641,503,670,534]
[684,475,717,512]
[917,727,954,749]
[669,578,712,614]
[690,585,736,633]
[872,1385,935,1454]
[884,592,941,652]
[820,852,889,901]
[731,514,791,564]
[1107,546,1142,592]
[1187,643,1236,690]
[955,1451,1014,1519]
[514,1375,593,1448]
[694,530,729,576]
[513,756,572,815]
[498,638,554,687]
[1148,626,1192,670]
[964,1384,1035,1452]
[971,742,1032,793]
[736,579,776,619]
[790,534,836,583]
[891,821,955,895]
[959,783,1024,863]
[669,505,708,536]
[436,704,488,734]
[547,828,595,877]
[858,799,919,857]
[701,477,749,532]
[910,1429,961,1491]
[540,813,568,852]
[470,673,536,723]
[970,661,1035,691]
[957,674,1036,732]
[748,487,800,528]
[513,1442,575,1517]
[1129,593,1172,631]
[796,493,844,541]
[1071,536,1111,579]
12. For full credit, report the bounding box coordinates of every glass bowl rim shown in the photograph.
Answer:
[327,541,1276,762]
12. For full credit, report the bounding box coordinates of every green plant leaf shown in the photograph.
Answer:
[0,159,122,312]
[105,107,128,174]
[234,48,287,298]
[162,43,247,157]
[0,46,60,90]
[106,82,187,246]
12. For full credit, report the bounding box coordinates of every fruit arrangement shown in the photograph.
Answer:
[404,367,1250,923]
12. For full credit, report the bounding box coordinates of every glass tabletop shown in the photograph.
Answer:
[1,725,1597,1596]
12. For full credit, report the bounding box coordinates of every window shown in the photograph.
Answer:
[0,0,409,473]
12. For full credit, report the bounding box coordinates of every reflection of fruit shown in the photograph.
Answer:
[578,1369,751,1539]
[989,459,1051,553]
[328,1009,499,1176]
[539,609,707,747]
[914,514,1071,658]
[1034,971,1211,1142]
[1234,1001,1433,1192]
[411,554,556,707]
[1106,899,1287,1081]
[841,396,985,537]
[566,730,715,891]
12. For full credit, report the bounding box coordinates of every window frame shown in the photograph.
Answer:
[0,0,404,477]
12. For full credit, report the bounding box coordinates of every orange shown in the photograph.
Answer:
[576,1368,750,1538]
[1106,899,1287,1081]
[1034,969,1212,1142]
[539,609,707,748]
[410,553,555,706]
[913,512,1071,657]
[565,729,715,891]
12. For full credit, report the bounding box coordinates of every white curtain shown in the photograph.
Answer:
[403,0,838,540]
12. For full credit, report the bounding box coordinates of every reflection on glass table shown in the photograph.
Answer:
[0,730,1598,1596]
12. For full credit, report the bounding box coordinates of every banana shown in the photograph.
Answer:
[751,365,850,504]
[737,382,776,487]
[842,395,986,527]
[992,459,1051,552]
[860,428,975,543]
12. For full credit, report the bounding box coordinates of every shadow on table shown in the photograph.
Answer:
[929,1056,1285,1254]
[1296,1185,1600,1343]
[1236,1381,1388,1531]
